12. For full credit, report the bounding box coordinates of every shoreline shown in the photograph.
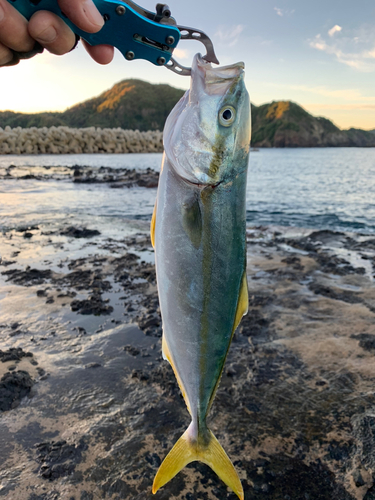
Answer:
[0,126,163,154]
[1,221,375,498]
[1,126,375,156]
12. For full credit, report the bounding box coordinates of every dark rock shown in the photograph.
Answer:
[0,370,34,411]
[309,284,362,304]
[131,369,149,381]
[80,493,93,500]
[352,470,365,487]
[85,363,101,369]
[35,439,87,481]
[28,492,60,500]
[60,227,101,239]
[124,345,140,356]
[351,333,375,352]
[0,347,33,363]
[70,293,113,316]
[2,268,52,286]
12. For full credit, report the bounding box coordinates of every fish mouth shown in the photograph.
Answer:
[191,54,245,98]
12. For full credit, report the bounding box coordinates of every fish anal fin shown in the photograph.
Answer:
[233,270,248,333]
[153,424,243,500]
[150,200,157,248]
[162,335,192,415]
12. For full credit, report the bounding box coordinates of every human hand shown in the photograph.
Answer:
[0,0,114,67]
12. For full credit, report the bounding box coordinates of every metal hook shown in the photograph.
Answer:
[165,25,219,75]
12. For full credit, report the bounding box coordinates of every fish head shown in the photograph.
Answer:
[164,54,251,186]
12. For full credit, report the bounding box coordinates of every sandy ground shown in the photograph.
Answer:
[1,221,375,500]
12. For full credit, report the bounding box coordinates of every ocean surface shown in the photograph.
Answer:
[1,147,375,235]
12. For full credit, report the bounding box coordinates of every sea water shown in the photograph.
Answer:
[0,148,374,234]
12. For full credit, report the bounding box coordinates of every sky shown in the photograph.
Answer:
[1,0,375,130]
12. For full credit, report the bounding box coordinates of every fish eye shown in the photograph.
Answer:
[219,106,236,127]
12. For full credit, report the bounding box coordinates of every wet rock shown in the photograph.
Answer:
[28,492,60,500]
[351,333,375,352]
[352,470,365,488]
[35,439,87,480]
[0,347,33,362]
[238,309,272,344]
[85,362,101,369]
[241,455,354,500]
[308,230,346,243]
[2,267,52,286]
[131,369,150,381]
[80,493,93,500]
[70,293,114,316]
[124,345,140,356]
[0,370,34,411]
[309,283,362,304]
[60,227,101,239]
[137,313,160,331]
[248,294,273,308]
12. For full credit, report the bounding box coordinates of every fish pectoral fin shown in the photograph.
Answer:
[153,424,244,500]
[233,270,248,333]
[150,200,157,248]
[181,195,202,249]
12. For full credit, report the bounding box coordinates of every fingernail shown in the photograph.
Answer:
[0,4,5,22]
[83,0,104,29]
[35,26,57,43]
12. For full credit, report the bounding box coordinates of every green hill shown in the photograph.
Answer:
[0,79,374,147]
[0,80,185,132]
[251,101,375,147]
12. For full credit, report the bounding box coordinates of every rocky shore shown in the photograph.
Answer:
[1,221,375,499]
[0,163,160,188]
[0,126,163,155]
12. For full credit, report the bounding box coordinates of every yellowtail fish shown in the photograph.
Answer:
[151,53,251,499]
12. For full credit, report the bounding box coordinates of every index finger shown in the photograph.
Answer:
[57,0,104,33]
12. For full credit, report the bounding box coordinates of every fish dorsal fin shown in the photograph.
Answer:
[181,195,202,250]
[162,335,192,415]
[233,270,249,333]
[150,200,157,248]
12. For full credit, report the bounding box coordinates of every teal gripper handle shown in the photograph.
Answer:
[6,0,181,65]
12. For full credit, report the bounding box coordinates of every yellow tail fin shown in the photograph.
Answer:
[152,424,243,500]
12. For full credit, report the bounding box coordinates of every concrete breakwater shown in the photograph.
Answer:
[0,126,163,154]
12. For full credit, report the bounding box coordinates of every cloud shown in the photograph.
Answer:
[309,25,375,72]
[173,48,190,60]
[274,7,295,17]
[215,25,245,47]
[289,84,375,101]
[328,25,342,37]
[266,82,375,102]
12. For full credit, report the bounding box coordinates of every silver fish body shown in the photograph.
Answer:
[151,54,251,499]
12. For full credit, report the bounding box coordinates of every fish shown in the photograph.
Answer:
[150,53,251,499]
